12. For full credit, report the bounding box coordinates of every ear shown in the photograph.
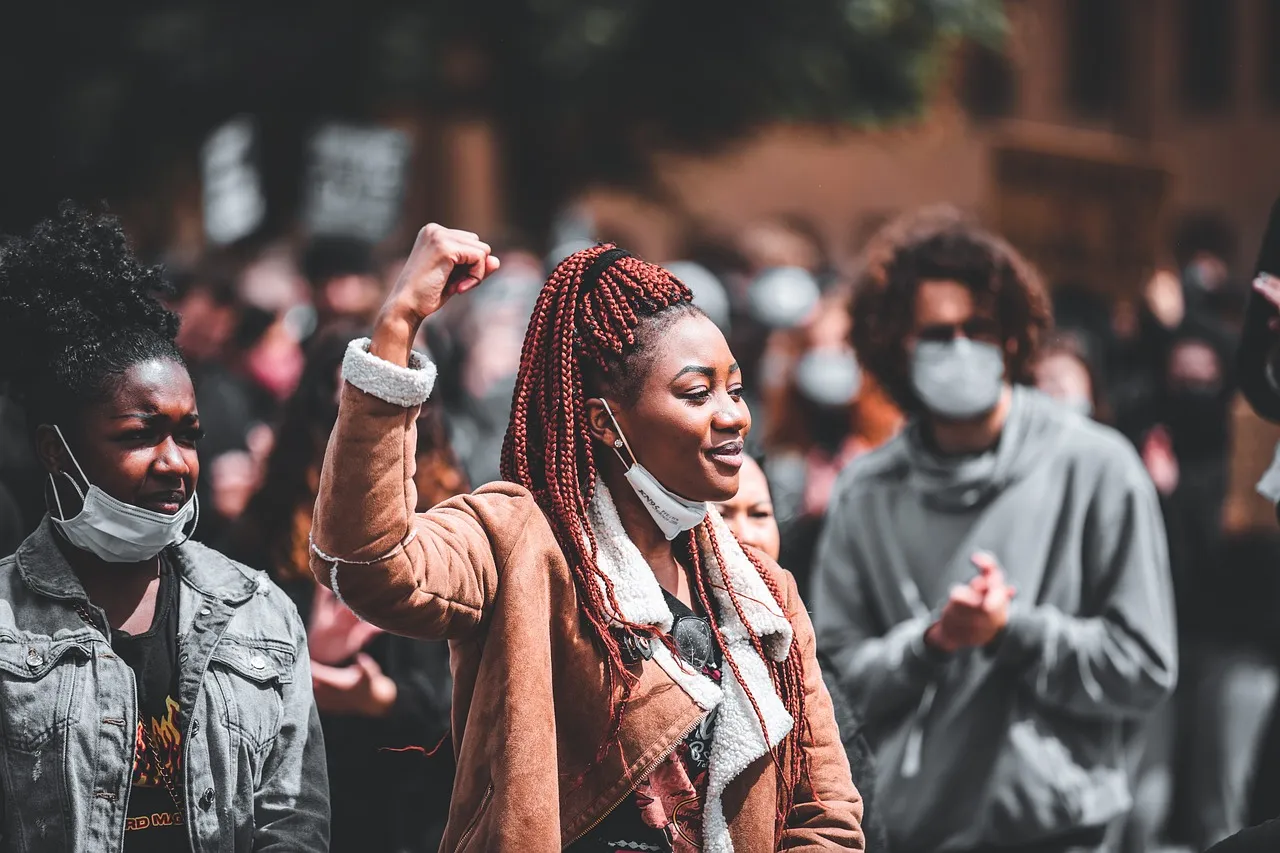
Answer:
[584,397,621,449]
[33,425,68,475]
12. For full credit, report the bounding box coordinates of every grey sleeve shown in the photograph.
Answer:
[992,453,1178,720]
[253,613,331,851]
[811,485,944,726]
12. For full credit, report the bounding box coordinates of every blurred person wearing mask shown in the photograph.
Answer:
[812,208,1176,853]
[716,455,889,852]
[733,216,832,450]
[301,235,386,333]
[1176,213,1247,333]
[225,326,464,853]
[0,205,329,851]
[1033,334,1107,422]
[761,293,902,590]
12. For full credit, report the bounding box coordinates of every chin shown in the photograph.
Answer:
[698,472,741,504]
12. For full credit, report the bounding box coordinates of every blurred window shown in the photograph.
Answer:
[1066,0,1128,119]
[1179,0,1235,113]
[960,43,1017,120]
[1264,0,1280,108]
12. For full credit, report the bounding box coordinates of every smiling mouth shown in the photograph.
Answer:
[707,441,745,466]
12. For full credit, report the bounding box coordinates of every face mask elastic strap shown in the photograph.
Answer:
[51,425,92,494]
[173,494,200,547]
[600,399,639,469]
[46,472,75,521]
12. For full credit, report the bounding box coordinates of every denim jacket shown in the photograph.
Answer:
[0,520,330,852]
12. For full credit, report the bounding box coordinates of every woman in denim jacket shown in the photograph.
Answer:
[0,205,329,852]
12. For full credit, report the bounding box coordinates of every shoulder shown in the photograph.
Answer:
[831,432,912,501]
[429,482,557,558]
[743,545,802,614]
[1053,411,1150,489]
[178,540,304,634]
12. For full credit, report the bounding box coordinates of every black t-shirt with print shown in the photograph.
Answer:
[113,559,190,851]
[568,589,723,853]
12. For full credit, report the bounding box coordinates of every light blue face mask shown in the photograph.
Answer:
[601,400,707,541]
[47,425,198,564]
[910,338,1006,420]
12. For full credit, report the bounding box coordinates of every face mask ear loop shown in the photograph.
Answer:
[51,425,92,496]
[600,399,639,470]
[174,494,200,547]
[47,473,70,521]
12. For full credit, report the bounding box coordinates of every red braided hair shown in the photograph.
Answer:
[499,245,810,840]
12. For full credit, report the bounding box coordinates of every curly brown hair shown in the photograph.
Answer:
[850,206,1052,416]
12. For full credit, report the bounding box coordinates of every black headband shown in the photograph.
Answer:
[584,247,631,288]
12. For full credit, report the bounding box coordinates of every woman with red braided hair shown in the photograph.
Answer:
[310,224,863,852]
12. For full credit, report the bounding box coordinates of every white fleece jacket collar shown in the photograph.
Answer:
[586,482,795,853]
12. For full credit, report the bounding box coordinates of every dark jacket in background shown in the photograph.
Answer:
[222,542,455,853]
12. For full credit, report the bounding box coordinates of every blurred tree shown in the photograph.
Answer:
[0,0,1005,244]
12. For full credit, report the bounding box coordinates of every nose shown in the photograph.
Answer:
[711,393,751,436]
[153,437,194,483]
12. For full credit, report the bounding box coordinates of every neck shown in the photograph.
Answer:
[598,461,685,598]
[927,385,1013,456]
[53,531,161,615]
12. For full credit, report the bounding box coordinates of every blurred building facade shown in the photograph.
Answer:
[579,0,1280,290]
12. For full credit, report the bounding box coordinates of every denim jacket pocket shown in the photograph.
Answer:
[208,638,295,753]
[0,638,86,752]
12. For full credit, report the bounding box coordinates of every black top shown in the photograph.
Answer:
[569,588,723,853]
[114,560,189,851]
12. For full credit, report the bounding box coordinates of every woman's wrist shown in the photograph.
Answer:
[369,306,423,368]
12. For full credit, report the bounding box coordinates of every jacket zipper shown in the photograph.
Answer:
[454,782,494,852]
[563,715,704,848]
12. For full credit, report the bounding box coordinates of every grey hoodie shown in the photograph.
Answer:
[811,387,1177,853]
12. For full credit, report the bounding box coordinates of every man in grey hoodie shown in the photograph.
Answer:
[812,208,1177,853]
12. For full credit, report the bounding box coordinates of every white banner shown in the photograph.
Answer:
[302,123,411,242]
[201,116,266,246]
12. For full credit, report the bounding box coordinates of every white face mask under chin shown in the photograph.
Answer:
[601,400,708,541]
[47,424,198,564]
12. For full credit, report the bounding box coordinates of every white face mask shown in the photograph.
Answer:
[47,425,198,563]
[911,338,1006,420]
[794,346,862,408]
[601,400,708,541]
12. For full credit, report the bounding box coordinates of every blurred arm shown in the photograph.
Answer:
[810,486,943,727]
[991,451,1178,719]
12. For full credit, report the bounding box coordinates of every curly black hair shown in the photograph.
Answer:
[850,206,1052,416]
[0,202,184,435]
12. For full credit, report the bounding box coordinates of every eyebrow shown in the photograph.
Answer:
[672,362,740,381]
[110,412,201,423]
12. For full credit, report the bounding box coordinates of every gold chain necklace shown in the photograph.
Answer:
[73,600,185,813]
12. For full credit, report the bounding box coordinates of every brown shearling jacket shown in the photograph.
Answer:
[310,339,864,852]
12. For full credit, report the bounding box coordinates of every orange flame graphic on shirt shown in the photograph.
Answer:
[133,695,182,787]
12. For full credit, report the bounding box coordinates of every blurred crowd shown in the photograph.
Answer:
[0,207,1275,853]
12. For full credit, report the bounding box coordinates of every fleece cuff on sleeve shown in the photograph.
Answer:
[987,605,1053,670]
[884,615,950,682]
[342,337,437,408]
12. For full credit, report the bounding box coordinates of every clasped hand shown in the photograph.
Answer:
[924,552,1016,655]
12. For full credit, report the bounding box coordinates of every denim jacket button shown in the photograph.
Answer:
[190,718,200,738]
[25,648,42,668]
[200,788,215,810]
[199,607,212,617]
[250,656,266,671]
